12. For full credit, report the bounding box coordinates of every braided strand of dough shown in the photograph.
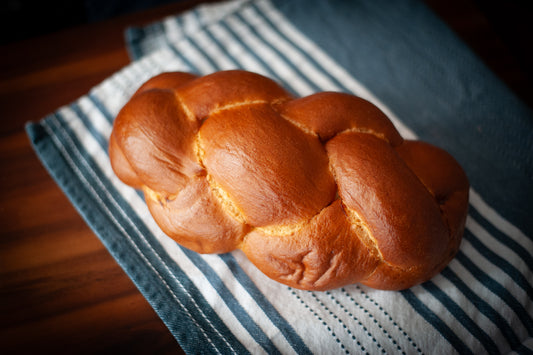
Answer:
[109,70,469,291]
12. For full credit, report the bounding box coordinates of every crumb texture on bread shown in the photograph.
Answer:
[109,70,469,291]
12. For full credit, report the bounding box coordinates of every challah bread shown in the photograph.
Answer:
[109,70,469,291]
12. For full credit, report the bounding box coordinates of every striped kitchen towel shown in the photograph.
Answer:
[26,0,533,353]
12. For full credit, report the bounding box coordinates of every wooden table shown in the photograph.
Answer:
[0,1,530,353]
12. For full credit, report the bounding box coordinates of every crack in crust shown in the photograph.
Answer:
[343,204,383,261]
[205,173,248,225]
[175,92,196,122]
[109,70,469,291]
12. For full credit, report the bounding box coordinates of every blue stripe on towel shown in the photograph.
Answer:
[440,267,528,353]
[27,119,249,354]
[455,250,533,336]
[422,280,499,354]
[464,226,533,301]
[401,289,473,355]
[218,253,313,354]
[469,207,533,281]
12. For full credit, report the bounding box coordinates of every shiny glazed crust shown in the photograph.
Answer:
[109,70,469,291]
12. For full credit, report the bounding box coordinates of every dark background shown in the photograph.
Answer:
[0,0,178,44]
[1,0,532,106]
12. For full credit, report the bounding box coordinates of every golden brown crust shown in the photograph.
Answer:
[326,132,448,269]
[109,70,470,291]
[241,200,380,291]
[144,177,247,254]
[176,70,294,120]
[277,92,403,145]
[199,103,336,227]
[111,89,202,194]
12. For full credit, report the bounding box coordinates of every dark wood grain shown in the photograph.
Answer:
[0,1,221,353]
[0,0,531,353]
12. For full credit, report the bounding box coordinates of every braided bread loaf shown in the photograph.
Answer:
[109,70,469,291]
